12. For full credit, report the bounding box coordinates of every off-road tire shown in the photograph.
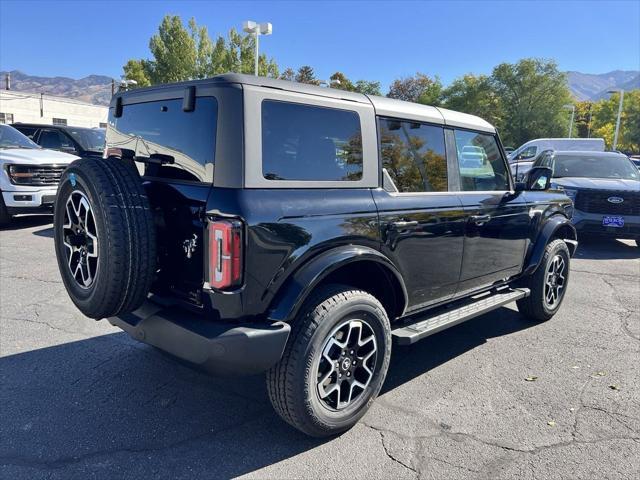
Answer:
[267,285,392,437]
[54,157,156,319]
[0,194,11,226]
[517,239,570,322]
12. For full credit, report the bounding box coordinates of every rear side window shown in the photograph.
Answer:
[261,100,363,181]
[379,118,447,192]
[454,130,510,191]
[107,97,217,182]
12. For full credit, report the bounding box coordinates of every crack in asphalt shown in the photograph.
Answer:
[599,276,640,343]
[570,268,639,280]
[1,274,62,284]
[363,424,419,477]
[4,316,82,335]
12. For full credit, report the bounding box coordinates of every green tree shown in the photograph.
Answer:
[387,73,443,105]
[490,58,572,146]
[329,71,355,91]
[442,74,501,126]
[354,80,382,96]
[123,16,279,85]
[591,90,640,152]
[295,66,320,85]
[572,101,594,139]
[280,68,296,81]
[122,59,152,88]
[148,15,197,83]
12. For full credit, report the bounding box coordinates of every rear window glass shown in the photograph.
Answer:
[261,100,363,181]
[107,97,217,182]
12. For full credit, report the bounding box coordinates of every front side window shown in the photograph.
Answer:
[454,130,510,191]
[107,97,217,182]
[379,118,447,192]
[261,100,363,181]
[516,145,537,160]
[39,129,75,151]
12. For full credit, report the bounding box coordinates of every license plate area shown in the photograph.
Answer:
[602,216,624,228]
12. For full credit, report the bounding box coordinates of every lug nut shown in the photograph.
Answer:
[347,372,351,377]
[339,373,342,378]
[350,350,354,355]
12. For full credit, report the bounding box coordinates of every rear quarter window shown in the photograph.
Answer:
[261,100,363,181]
[107,97,217,182]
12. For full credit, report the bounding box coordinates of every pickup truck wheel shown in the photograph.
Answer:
[53,158,156,319]
[0,194,12,226]
[267,285,391,437]
[517,239,570,322]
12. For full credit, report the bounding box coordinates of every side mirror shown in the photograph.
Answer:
[524,166,553,191]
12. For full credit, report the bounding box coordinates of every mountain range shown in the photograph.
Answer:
[1,69,638,106]
[566,70,639,101]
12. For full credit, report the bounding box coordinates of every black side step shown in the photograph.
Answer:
[392,287,530,345]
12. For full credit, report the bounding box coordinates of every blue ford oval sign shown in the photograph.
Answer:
[607,196,624,204]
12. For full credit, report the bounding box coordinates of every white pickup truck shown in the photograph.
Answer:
[0,124,78,225]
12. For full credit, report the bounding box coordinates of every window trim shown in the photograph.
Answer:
[377,115,450,195]
[243,85,377,189]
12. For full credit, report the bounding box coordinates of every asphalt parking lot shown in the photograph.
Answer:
[0,215,638,480]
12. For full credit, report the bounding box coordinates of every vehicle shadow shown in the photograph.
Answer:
[574,237,639,260]
[0,215,52,231]
[0,307,533,478]
[31,225,54,238]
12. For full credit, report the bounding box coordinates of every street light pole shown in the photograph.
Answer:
[563,104,575,138]
[243,21,273,76]
[608,89,624,151]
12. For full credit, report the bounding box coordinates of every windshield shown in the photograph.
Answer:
[66,127,105,152]
[553,154,639,180]
[0,124,41,150]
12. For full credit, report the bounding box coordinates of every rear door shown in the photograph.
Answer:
[452,129,531,296]
[373,118,465,312]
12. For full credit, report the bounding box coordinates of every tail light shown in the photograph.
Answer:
[207,219,243,290]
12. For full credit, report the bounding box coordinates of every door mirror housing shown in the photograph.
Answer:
[524,166,553,191]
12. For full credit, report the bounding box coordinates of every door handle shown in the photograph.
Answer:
[469,214,491,226]
[389,220,418,230]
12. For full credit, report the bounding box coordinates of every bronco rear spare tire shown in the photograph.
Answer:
[54,158,156,319]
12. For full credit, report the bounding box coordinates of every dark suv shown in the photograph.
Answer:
[53,74,577,437]
[12,123,105,159]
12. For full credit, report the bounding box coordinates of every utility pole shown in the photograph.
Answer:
[242,21,273,76]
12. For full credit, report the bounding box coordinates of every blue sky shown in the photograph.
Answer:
[1,0,638,89]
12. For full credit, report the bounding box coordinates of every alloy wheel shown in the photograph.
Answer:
[544,254,566,308]
[316,318,378,411]
[62,190,99,288]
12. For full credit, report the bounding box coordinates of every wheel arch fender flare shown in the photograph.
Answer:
[523,214,577,276]
[267,245,408,323]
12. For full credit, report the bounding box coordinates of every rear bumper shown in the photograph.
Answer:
[109,299,290,376]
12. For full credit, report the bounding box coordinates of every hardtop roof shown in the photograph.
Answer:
[112,73,495,133]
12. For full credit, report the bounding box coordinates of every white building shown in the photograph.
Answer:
[0,90,108,128]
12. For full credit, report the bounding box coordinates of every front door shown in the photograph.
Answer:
[452,129,531,296]
[373,118,466,312]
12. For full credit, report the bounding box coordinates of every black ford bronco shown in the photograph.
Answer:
[54,74,577,437]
